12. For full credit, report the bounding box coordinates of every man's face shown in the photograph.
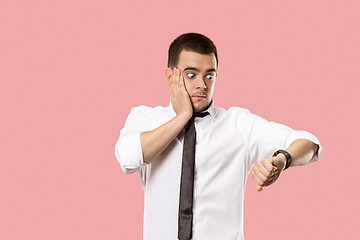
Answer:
[176,50,217,112]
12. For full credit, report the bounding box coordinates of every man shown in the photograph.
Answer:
[115,32,322,240]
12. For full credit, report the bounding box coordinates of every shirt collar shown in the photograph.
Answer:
[168,98,216,118]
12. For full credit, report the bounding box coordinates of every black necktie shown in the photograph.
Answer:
[178,110,210,240]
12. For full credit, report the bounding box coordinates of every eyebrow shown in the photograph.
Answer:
[183,67,217,73]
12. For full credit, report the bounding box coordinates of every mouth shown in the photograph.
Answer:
[193,95,206,99]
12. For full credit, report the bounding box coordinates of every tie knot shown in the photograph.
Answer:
[193,111,210,118]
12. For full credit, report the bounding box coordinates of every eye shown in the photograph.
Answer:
[186,72,195,79]
[206,74,214,80]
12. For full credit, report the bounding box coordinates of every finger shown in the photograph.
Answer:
[256,162,271,179]
[173,67,178,84]
[177,68,181,85]
[253,168,276,187]
[180,72,186,87]
[263,160,279,179]
[262,159,276,173]
[251,170,264,186]
[168,68,175,84]
[180,74,191,95]
[264,176,276,186]
[171,68,179,85]
[179,73,183,86]
[253,165,268,183]
[257,185,264,192]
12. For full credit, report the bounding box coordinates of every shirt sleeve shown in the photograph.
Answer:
[114,106,150,175]
[239,109,322,167]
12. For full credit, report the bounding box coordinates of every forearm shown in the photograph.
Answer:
[140,114,191,164]
[284,139,319,167]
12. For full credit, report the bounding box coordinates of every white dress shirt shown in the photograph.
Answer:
[115,100,322,240]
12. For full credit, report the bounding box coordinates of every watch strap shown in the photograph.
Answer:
[273,150,292,171]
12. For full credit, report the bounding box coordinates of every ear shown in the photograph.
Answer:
[164,67,174,83]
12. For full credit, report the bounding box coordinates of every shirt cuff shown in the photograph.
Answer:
[284,130,322,164]
[115,131,148,174]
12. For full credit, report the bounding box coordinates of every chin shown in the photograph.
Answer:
[193,102,210,112]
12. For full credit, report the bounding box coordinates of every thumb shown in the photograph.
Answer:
[256,185,264,192]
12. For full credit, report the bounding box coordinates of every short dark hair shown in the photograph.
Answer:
[167,32,218,69]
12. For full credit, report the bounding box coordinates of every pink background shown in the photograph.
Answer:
[1,0,359,239]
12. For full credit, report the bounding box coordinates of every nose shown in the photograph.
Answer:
[196,77,207,90]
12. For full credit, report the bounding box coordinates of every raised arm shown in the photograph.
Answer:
[238,110,322,192]
[140,67,193,164]
[281,138,319,167]
[252,139,320,192]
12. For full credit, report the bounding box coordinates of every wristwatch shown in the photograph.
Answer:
[273,150,292,171]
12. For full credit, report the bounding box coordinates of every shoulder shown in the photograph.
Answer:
[228,106,251,114]
[214,106,268,126]
[133,104,169,112]
[128,104,171,117]
[214,106,253,118]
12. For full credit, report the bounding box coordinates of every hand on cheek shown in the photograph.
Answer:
[167,67,193,119]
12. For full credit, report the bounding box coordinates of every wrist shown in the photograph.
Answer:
[176,112,192,123]
[275,153,287,171]
[273,150,292,171]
